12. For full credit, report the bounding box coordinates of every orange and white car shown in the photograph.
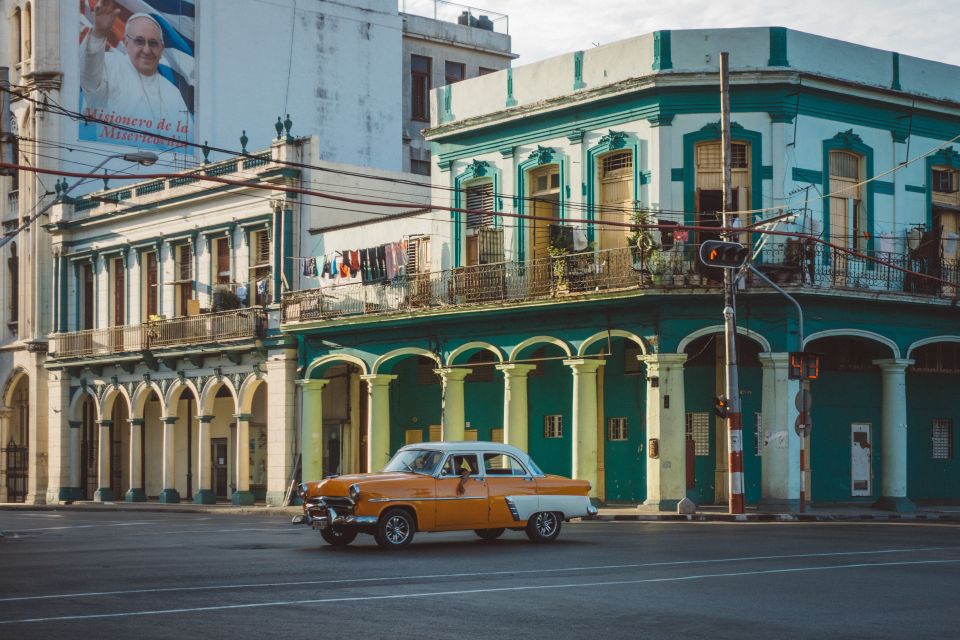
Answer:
[296,441,597,549]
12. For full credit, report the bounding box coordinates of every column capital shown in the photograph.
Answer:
[563,358,603,373]
[196,415,214,423]
[233,413,252,422]
[872,358,914,372]
[129,418,145,426]
[97,420,113,427]
[0,408,12,420]
[297,378,329,391]
[162,416,179,425]
[360,373,398,387]
[434,367,472,382]
[640,352,687,376]
[758,352,791,368]
[495,363,537,377]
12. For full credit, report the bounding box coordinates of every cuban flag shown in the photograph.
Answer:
[80,0,196,115]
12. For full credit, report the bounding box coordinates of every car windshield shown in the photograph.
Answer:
[384,449,443,475]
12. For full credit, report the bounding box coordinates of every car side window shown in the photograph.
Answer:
[483,453,528,476]
[442,454,479,476]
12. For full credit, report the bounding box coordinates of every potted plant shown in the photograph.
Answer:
[212,285,243,311]
[629,208,659,284]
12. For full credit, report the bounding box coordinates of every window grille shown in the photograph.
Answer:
[624,343,643,375]
[685,412,710,456]
[829,151,860,180]
[912,342,960,373]
[730,143,748,169]
[544,414,563,439]
[416,356,439,385]
[602,151,632,176]
[607,417,628,441]
[932,169,958,193]
[932,419,953,459]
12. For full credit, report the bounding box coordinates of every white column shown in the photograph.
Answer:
[436,367,472,441]
[758,353,801,510]
[193,415,214,504]
[496,363,537,451]
[297,379,328,483]
[93,420,113,502]
[565,358,602,497]
[640,353,688,510]
[872,358,915,512]
[126,418,145,502]
[159,416,180,503]
[232,413,254,505]
[266,348,298,505]
[361,374,397,472]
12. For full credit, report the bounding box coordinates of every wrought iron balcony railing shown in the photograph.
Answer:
[49,308,266,359]
[282,240,960,325]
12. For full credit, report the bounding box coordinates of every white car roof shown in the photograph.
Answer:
[398,441,538,467]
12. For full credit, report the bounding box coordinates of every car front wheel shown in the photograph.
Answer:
[320,526,358,547]
[525,511,561,543]
[375,508,415,549]
[474,527,505,540]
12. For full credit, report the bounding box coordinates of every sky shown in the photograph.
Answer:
[460,0,960,68]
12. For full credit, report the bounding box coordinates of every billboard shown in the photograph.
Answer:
[79,0,195,150]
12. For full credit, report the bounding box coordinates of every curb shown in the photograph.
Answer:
[586,512,960,523]
[0,504,302,516]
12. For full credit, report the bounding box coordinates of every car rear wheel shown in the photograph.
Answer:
[474,527,505,540]
[525,511,561,543]
[375,508,415,549]
[320,526,358,546]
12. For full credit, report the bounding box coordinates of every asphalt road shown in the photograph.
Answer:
[1,510,958,639]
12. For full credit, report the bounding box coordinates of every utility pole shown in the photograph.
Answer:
[720,52,744,514]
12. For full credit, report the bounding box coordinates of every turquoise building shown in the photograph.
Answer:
[282,27,960,511]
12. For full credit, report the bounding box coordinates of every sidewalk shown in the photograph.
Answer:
[3,500,960,523]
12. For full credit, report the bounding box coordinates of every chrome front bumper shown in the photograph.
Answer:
[306,505,377,530]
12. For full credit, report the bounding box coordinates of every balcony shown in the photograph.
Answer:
[49,308,266,359]
[281,241,960,326]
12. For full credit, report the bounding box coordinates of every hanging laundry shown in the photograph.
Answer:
[377,245,388,281]
[396,241,407,277]
[349,249,361,277]
[304,256,318,277]
[236,284,248,301]
[256,278,268,297]
[321,255,332,278]
[385,243,396,280]
[339,251,351,278]
[572,228,588,251]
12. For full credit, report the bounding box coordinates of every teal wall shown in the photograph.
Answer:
[684,365,717,504]
[907,372,960,500]
[809,370,882,503]
[389,358,442,455]
[464,370,504,441]
[602,339,647,502]
[527,355,573,476]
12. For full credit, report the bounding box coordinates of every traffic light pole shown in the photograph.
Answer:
[719,52,745,515]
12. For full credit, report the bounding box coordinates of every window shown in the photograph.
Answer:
[442,454,479,476]
[911,342,960,373]
[411,55,431,122]
[7,242,17,331]
[7,115,18,193]
[624,343,643,375]
[464,349,495,383]
[173,243,194,317]
[111,257,125,326]
[599,150,634,249]
[214,237,230,285]
[406,235,431,275]
[828,150,865,252]
[607,417,628,441]
[730,143,748,169]
[81,261,94,330]
[685,412,710,456]
[445,61,465,85]
[249,230,271,306]
[13,8,22,63]
[478,67,497,76]
[483,452,528,475]
[411,158,431,176]
[544,414,563,439]
[829,151,860,180]
[932,168,959,193]
[143,251,158,319]
[466,181,494,230]
[932,419,953,459]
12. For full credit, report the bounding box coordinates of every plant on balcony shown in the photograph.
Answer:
[629,208,659,279]
[549,245,569,288]
[212,286,243,311]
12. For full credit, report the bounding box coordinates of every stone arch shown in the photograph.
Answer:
[69,385,101,423]
[577,330,648,357]
[304,354,370,379]
[677,325,772,355]
[509,336,572,361]
[803,329,899,359]
[163,378,200,417]
[238,374,266,414]
[906,335,960,358]
[1,366,28,409]
[372,348,440,375]
[199,376,239,416]
[131,381,165,419]
[100,384,133,420]
[447,342,505,367]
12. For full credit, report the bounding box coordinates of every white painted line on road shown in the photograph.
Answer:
[124,527,292,536]
[2,521,158,532]
[0,546,953,603]
[2,558,958,625]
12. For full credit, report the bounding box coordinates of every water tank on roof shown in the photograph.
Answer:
[458,11,478,27]
[477,15,494,31]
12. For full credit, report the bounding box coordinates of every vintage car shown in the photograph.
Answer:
[295,441,597,549]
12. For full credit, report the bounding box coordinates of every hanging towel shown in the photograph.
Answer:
[349,249,361,277]
[305,256,318,277]
[572,228,588,251]
[339,250,351,278]
[377,245,388,281]
[385,243,396,280]
[321,255,331,278]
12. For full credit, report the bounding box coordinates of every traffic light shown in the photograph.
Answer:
[713,395,730,418]
[699,240,748,269]
[789,352,821,380]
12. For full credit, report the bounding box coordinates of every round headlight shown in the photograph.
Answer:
[349,483,360,502]
[297,483,307,499]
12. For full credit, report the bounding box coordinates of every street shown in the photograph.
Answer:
[0,511,957,639]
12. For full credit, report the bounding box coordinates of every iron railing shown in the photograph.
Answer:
[50,308,266,359]
[282,241,960,325]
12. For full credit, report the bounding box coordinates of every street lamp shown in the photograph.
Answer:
[0,150,159,249]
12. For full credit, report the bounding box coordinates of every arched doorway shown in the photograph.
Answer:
[514,339,573,477]
[79,395,98,500]
[169,385,198,501]
[2,372,30,503]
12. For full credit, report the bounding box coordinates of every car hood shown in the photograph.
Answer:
[306,472,431,498]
